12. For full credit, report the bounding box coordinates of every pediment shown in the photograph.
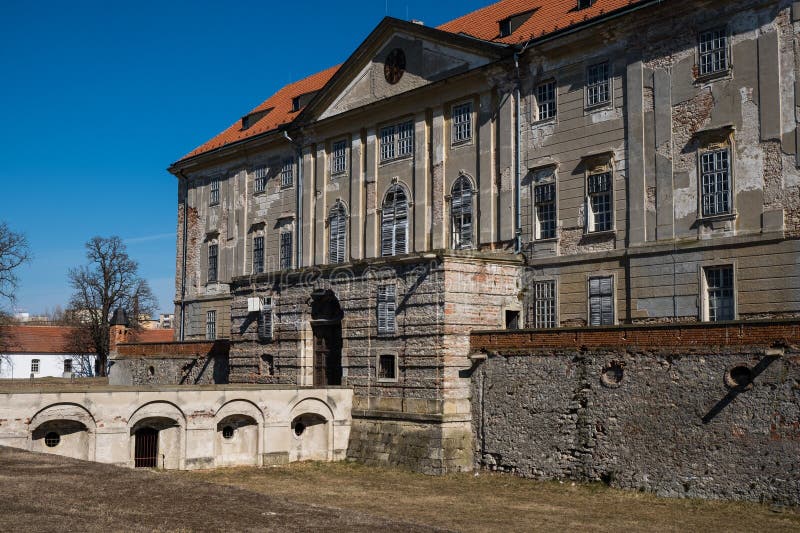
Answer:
[311,22,505,121]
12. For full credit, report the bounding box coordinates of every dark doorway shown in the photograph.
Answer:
[134,427,159,468]
[313,324,342,386]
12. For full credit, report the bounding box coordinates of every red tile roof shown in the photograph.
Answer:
[133,329,175,343]
[177,0,648,163]
[0,326,92,355]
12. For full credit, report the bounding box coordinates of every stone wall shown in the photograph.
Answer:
[470,321,800,504]
[109,341,229,386]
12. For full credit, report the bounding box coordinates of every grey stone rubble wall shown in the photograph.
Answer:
[109,356,228,386]
[472,348,800,505]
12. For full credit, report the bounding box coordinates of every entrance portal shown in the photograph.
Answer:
[310,289,343,387]
[134,427,159,468]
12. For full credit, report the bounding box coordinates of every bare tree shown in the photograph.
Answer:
[0,222,31,371]
[67,237,157,377]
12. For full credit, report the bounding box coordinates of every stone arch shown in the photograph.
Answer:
[128,401,185,470]
[288,397,335,462]
[29,403,96,461]
[214,399,263,467]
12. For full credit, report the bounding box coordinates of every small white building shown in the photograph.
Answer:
[0,326,96,379]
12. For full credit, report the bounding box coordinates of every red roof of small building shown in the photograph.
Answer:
[133,329,175,343]
[0,326,91,355]
[176,0,648,163]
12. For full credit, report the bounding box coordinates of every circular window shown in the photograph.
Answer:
[293,421,306,437]
[384,48,406,84]
[725,365,753,390]
[222,426,235,439]
[148,366,155,376]
[44,432,60,448]
[600,361,625,388]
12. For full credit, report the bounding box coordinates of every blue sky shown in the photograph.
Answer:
[0,0,491,316]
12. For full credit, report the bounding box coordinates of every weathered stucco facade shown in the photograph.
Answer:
[163,0,800,495]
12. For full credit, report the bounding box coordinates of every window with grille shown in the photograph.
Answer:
[63,359,72,373]
[533,280,557,328]
[280,232,292,270]
[587,172,612,232]
[380,121,414,162]
[534,182,557,239]
[281,158,293,188]
[253,236,264,274]
[258,297,273,340]
[452,102,472,144]
[206,310,216,340]
[586,62,610,107]
[701,149,731,217]
[588,276,614,326]
[210,178,220,205]
[31,359,40,374]
[254,166,267,194]
[331,140,347,175]
[699,28,728,76]
[377,284,397,334]
[381,185,408,256]
[208,244,218,282]
[329,202,347,264]
[378,354,397,381]
[705,266,734,321]
[451,175,473,249]
[535,81,556,121]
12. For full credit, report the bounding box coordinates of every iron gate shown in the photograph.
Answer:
[134,427,159,468]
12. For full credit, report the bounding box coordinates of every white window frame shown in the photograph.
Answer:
[210,178,220,206]
[330,139,347,176]
[31,359,40,374]
[279,231,293,270]
[702,265,735,322]
[698,27,729,77]
[253,235,264,274]
[253,166,267,194]
[328,201,347,264]
[586,171,613,233]
[280,158,293,188]
[63,359,72,373]
[533,279,557,328]
[700,148,732,218]
[377,283,397,335]
[380,184,409,257]
[376,353,399,382]
[206,310,217,340]
[534,80,557,122]
[451,102,473,145]
[258,297,274,340]
[586,61,611,108]
[533,169,557,240]
[379,120,414,163]
[588,275,615,326]
[450,175,474,250]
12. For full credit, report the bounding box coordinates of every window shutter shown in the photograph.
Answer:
[386,284,396,332]
[381,209,394,257]
[377,286,387,332]
[329,203,346,264]
[258,298,273,341]
[395,200,408,255]
[460,187,472,248]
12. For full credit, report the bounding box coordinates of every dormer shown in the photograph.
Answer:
[577,0,596,10]
[291,91,319,112]
[241,108,273,130]
[498,9,537,38]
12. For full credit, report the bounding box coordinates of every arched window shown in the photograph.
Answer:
[451,175,474,249]
[328,201,347,264]
[381,185,408,256]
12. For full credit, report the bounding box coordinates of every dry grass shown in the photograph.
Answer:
[183,461,800,533]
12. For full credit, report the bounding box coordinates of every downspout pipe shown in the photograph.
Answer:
[513,52,522,254]
[177,170,189,341]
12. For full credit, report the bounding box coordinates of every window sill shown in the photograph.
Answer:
[379,155,413,167]
[584,229,616,237]
[584,101,612,112]
[377,378,399,383]
[451,138,473,148]
[694,69,732,85]
[531,117,556,127]
[330,171,348,180]
[533,237,559,243]
[253,190,266,196]
[697,212,737,224]
[376,332,397,338]
[280,184,294,190]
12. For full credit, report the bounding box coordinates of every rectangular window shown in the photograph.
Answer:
[380,121,414,162]
[534,280,557,328]
[699,28,728,76]
[253,236,264,274]
[701,149,731,217]
[280,232,292,270]
[588,276,614,326]
[63,359,72,373]
[207,244,218,283]
[587,172,613,232]
[280,158,293,188]
[254,166,267,194]
[705,266,734,321]
[31,359,40,374]
[534,182,557,239]
[452,102,472,144]
[210,178,220,206]
[586,62,610,107]
[206,310,216,340]
[535,81,556,121]
[258,297,273,340]
[378,354,397,381]
[331,140,347,175]
[377,284,397,334]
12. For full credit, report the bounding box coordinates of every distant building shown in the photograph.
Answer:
[0,326,95,378]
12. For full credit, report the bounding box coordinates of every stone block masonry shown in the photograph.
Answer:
[470,320,800,505]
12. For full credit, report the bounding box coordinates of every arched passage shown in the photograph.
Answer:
[128,402,185,469]
[289,397,335,462]
[214,399,263,467]
[29,403,96,461]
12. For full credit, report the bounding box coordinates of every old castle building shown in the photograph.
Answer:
[168,0,800,478]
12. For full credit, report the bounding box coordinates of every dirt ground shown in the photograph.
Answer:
[1,446,798,532]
